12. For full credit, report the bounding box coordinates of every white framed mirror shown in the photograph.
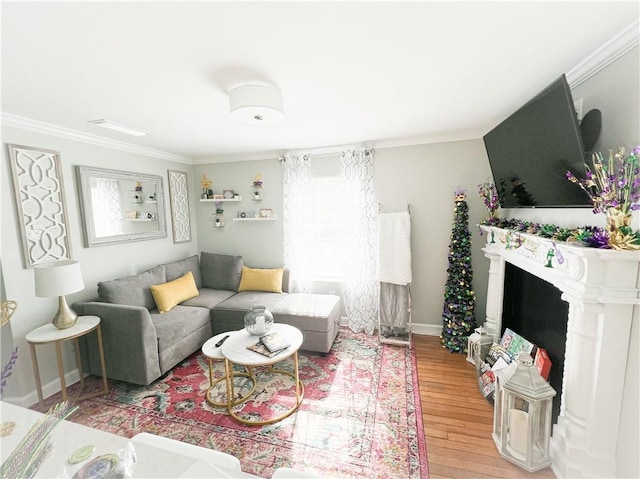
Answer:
[76,166,167,247]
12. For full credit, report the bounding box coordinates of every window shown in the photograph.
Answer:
[309,175,342,279]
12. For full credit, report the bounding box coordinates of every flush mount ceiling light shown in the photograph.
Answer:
[229,84,284,125]
[87,119,147,137]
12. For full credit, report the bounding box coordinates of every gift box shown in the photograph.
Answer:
[500,328,537,360]
[535,347,552,381]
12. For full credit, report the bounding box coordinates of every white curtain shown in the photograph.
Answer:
[282,153,313,293]
[340,149,378,334]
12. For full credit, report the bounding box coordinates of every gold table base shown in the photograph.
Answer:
[224,352,304,426]
[205,358,256,407]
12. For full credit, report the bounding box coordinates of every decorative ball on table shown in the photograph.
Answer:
[440,188,477,354]
[244,306,274,336]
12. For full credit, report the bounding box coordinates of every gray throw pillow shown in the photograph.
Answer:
[161,255,202,289]
[200,252,243,291]
[98,265,166,310]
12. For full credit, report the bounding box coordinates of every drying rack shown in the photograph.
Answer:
[377,203,413,349]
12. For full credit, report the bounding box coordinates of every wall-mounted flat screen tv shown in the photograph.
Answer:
[483,74,591,208]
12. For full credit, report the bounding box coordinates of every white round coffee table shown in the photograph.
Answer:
[201,332,256,407]
[221,323,304,425]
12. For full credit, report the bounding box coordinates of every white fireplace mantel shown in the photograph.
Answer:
[480,225,640,478]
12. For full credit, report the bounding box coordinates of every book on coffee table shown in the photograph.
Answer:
[259,332,291,353]
[246,341,283,358]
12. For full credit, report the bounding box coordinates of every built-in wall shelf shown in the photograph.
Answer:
[125,218,157,222]
[232,216,277,222]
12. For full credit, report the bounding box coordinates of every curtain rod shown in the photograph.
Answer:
[280,148,374,161]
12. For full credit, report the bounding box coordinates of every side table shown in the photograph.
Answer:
[26,315,108,409]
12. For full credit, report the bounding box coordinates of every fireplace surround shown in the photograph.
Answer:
[480,225,639,478]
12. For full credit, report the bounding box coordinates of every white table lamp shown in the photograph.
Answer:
[34,260,84,329]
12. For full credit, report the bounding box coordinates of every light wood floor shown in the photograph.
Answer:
[414,334,556,479]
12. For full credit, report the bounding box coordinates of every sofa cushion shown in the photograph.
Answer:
[150,272,199,313]
[238,266,284,293]
[98,265,166,310]
[150,305,212,373]
[161,255,202,289]
[200,252,243,291]
[212,291,288,316]
[181,288,236,309]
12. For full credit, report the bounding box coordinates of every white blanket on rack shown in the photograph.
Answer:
[376,211,412,285]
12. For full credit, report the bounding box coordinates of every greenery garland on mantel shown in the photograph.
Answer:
[477,217,639,250]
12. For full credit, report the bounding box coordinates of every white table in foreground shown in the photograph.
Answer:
[25,315,108,409]
[0,401,260,478]
[221,324,304,425]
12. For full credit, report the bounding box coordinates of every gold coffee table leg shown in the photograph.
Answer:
[207,359,256,408]
[227,352,304,426]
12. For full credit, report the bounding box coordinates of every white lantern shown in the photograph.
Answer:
[466,325,493,371]
[466,331,481,364]
[492,352,556,472]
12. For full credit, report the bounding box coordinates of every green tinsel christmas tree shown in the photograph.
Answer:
[441,189,477,353]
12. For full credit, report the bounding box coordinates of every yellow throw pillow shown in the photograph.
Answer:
[150,271,199,313]
[238,266,284,293]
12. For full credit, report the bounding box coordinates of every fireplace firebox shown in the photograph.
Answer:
[502,262,568,424]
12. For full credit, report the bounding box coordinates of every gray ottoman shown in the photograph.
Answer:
[271,293,341,354]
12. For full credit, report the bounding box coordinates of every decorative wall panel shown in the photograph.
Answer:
[8,144,72,268]
[168,170,191,243]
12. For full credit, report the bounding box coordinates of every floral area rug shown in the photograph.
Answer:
[41,328,428,479]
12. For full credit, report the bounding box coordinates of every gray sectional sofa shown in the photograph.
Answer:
[73,253,341,385]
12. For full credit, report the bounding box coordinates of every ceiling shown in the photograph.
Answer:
[2,2,638,162]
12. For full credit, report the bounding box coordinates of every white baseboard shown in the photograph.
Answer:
[4,368,82,409]
[339,316,441,337]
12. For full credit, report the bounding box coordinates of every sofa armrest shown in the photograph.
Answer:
[77,302,161,385]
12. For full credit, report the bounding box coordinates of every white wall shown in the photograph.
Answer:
[193,159,284,268]
[572,45,639,154]
[1,126,198,403]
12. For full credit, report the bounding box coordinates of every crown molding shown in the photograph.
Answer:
[567,19,639,89]
[1,113,193,164]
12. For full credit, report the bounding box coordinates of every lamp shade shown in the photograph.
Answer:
[229,84,284,125]
[34,260,84,298]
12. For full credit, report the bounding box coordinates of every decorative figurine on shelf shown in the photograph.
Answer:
[253,173,263,200]
[214,204,225,228]
[201,174,212,199]
[545,248,555,268]
[130,183,144,204]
